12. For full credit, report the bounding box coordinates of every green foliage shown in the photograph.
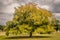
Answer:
[4,3,56,37]
[55,20,60,31]
[0,25,4,31]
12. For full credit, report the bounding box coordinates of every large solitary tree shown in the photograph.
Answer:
[4,3,56,37]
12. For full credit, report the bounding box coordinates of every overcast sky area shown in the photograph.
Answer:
[0,0,60,25]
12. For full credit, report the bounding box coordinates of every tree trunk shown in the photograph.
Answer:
[29,32,32,37]
[6,32,9,36]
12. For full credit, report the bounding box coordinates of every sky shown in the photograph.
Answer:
[0,0,60,25]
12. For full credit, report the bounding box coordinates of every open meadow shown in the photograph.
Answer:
[0,31,60,40]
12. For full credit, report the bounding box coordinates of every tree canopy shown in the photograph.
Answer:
[4,3,56,37]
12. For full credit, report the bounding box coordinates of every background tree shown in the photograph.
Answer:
[4,3,56,37]
[55,20,60,31]
[0,25,4,31]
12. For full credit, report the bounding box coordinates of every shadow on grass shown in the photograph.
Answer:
[5,36,51,39]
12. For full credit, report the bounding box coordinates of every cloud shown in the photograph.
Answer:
[3,3,19,13]
[0,0,60,13]
[0,0,60,25]
[0,12,13,25]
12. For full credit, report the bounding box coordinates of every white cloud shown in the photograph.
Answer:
[2,3,19,13]
[40,5,50,10]
[54,0,60,3]
[1,0,13,5]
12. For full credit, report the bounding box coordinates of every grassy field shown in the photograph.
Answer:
[0,32,60,40]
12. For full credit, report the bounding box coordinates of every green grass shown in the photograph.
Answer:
[0,32,60,40]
